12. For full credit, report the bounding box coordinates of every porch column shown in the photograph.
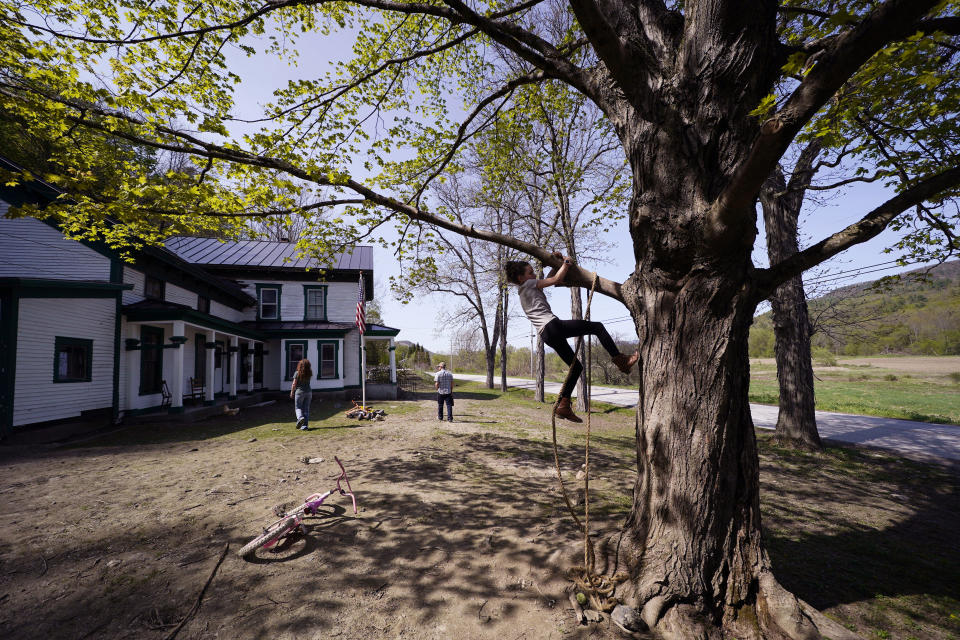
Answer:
[246,340,255,394]
[125,323,139,415]
[170,320,185,413]
[204,329,216,405]
[388,338,397,383]
[229,335,239,399]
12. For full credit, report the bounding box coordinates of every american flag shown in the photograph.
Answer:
[356,274,366,335]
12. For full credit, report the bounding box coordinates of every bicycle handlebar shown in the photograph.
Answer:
[334,456,358,514]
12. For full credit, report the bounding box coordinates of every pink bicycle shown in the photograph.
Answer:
[239,456,358,558]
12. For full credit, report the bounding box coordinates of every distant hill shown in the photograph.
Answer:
[750,260,960,356]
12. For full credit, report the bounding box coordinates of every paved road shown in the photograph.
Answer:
[454,374,960,462]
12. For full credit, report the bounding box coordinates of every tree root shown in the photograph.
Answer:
[609,572,864,640]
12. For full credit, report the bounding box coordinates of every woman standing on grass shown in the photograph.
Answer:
[290,359,313,430]
[506,253,638,423]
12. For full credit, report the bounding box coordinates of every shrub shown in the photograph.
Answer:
[948,372,960,384]
[811,346,837,367]
[883,374,898,382]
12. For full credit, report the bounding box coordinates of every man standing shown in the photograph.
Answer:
[435,361,454,422]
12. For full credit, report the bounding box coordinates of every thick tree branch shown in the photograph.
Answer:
[756,164,960,296]
[566,0,674,113]
[0,77,625,301]
[712,0,942,228]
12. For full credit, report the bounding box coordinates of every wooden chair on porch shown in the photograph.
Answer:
[160,380,172,409]
[187,377,205,404]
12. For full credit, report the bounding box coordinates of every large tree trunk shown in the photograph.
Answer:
[499,283,509,392]
[570,286,588,411]
[611,267,849,639]
[760,168,821,449]
[535,334,545,402]
[535,264,546,402]
[485,305,501,389]
[600,27,849,630]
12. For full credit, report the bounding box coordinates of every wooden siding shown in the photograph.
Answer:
[210,300,245,323]
[238,280,357,321]
[0,208,111,281]
[343,331,361,386]
[325,282,360,322]
[164,282,196,308]
[277,338,345,390]
[14,297,115,426]
[122,267,146,305]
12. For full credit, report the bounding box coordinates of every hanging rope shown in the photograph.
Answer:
[551,273,627,613]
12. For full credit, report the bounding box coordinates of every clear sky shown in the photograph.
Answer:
[223,24,934,354]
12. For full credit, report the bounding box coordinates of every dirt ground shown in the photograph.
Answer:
[1,387,958,640]
[0,395,626,640]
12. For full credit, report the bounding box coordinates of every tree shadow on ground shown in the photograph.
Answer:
[759,438,960,632]
[0,430,626,640]
[2,411,957,639]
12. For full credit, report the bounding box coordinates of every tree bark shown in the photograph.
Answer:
[611,266,850,639]
[760,166,822,449]
[499,281,509,392]
[535,334,545,402]
[485,305,501,389]
[570,286,587,411]
[535,264,546,402]
[597,7,853,626]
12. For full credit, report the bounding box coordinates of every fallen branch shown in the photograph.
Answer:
[164,543,229,640]
[567,590,586,625]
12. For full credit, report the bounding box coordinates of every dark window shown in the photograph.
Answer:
[240,344,249,384]
[285,341,306,380]
[145,276,165,300]
[305,287,325,320]
[194,336,206,384]
[253,343,263,385]
[197,296,210,314]
[259,287,279,319]
[139,326,163,395]
[319,342,337,379]
[54,337,92,382]
[215,341,223,370]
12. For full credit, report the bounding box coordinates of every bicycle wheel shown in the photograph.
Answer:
[238,516,299,558]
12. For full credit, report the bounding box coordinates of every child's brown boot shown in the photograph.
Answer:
[554,397,583,423]
[612,351,639,374]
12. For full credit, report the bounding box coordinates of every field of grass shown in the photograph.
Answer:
[748,356,960,425]
[452,356,960,425]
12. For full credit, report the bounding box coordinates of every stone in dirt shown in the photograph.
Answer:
[247,437,257,443]
[301,457,324,464]
[611,604,647,635]
[583,609,604,623]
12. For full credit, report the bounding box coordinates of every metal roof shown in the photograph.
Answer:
[164,237,374,271]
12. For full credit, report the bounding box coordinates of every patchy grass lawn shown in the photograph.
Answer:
[748,371,960,425]
[0,381,956,640]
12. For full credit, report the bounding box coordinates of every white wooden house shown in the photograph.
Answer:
[0,156,399,437]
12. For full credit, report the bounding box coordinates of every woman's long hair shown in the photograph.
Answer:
[295,358,312,381]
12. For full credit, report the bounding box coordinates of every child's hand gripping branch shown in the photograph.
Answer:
[505,254,639,423]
